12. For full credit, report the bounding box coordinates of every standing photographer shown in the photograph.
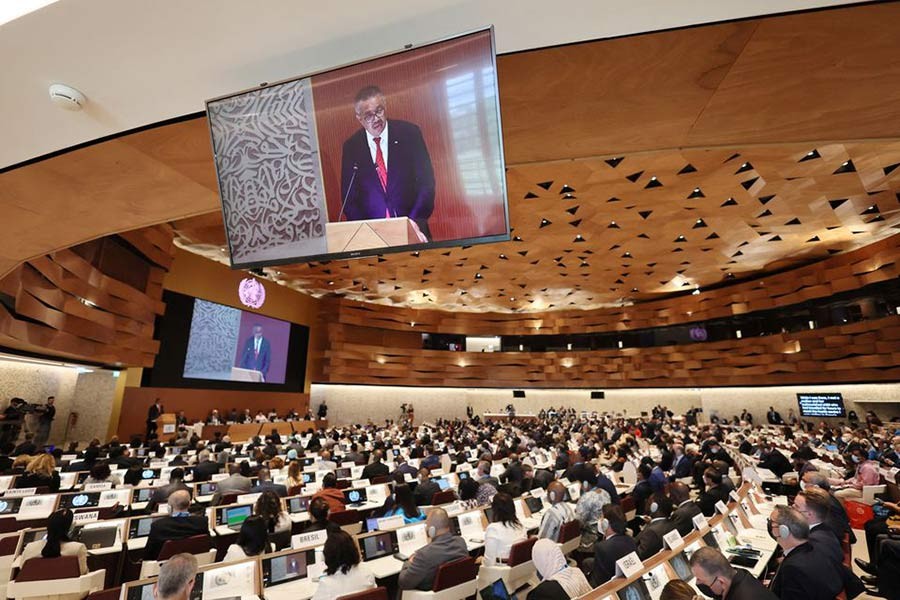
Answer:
[0,398,28,446]
[33,396,55,448]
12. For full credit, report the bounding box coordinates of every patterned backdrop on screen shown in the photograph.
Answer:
[208,78,328,264]
[183,300,241,380]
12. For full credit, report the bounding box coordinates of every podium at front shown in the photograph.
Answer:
[326,217,418,253]
[158,413,177,438]
[231,367,263,382]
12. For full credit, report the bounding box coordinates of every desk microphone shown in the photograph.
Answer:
[338,163,358,222]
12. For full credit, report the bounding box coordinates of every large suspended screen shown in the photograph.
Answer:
[207,28,508,268]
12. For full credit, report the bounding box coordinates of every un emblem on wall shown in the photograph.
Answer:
[238,278,266,309]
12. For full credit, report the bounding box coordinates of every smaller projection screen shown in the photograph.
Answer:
[146,291,308,392]
[797,393,846,418]
[206,27,509,268]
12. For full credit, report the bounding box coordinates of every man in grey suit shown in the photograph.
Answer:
[398,508,469,591]
[250,467,287,497]
[211,463,251,505]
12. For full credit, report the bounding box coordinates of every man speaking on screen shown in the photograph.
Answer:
[339,85,434,242]
[239,324,270,382]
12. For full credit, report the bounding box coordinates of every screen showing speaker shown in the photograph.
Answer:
[206,28,509,268]
[146,291,308,392]
[182,298,291,384]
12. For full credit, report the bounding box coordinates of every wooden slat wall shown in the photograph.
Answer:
[0,225,175,367]
[314,315,900,388]
[322,233,900,336]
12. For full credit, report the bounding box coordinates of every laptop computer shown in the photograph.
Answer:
[479,578,517,600]
[222,505,252,530]
[288,496,310,514]
[128,516,161,539]
[343,488,368,507]
[61,492,101,509]
[358,531,398,561]
[262,549,314,587]
[74,524,119,550]
[0,498,21,515]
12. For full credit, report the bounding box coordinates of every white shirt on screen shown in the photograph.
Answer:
[365,122,389,169]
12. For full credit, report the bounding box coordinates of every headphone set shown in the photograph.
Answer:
[548,490,558,502]
[767,518,790,540]
[649,501,659,514]
[427,525,437,539]
[597,518,610,534]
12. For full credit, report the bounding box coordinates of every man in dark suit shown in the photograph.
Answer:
[698,468,730,517]
[669,482,702,537]
[795,487,846,567]
[768,506,844,600]
[144,490,209,560]
[587,505,638,586]
[413,467,441,506]
[191,450,220,482]
[250,467,287,497]
[690,546,778,600]
[758,443,793,478]
[670,443,693,480]
[767,406,784,425]
[362,450,389,481]
[238,324,271,381]
[635,494,676,560]
[398,508,469,591]
[146,399,162,440]
[339,85,435,241]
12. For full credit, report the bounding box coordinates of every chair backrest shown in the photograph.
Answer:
[17,556,81,582]
[337,586,390,600]
[371,475,389,485]
[508,537,537,567]
[432,556,478,592]
[159,534,211,560]
[219,493,240,506]
[329,509,361,526]
[557,519,581,543]
[0,535,19,556]
[271,529,292,551]
[86,587,122,600]
[431,490,456,505]
[336,479,351,490]
[287,485,303,496]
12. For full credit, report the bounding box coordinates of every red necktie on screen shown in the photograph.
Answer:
[373,137,387,191]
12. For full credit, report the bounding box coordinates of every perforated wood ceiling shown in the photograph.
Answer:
[174,140,900,313]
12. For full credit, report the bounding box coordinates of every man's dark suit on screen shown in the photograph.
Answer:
[340,120,435,240]
[239,336,270,378]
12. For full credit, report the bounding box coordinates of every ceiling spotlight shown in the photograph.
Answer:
[475,273,482,279]
[691,288,700,296]
[327,281,334,285]
[807,151,815,156]
[617,340,624,349]
[736,330,743,339]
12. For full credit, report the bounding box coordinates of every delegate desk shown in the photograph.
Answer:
[218,420,328,442]
[483,413,538,423]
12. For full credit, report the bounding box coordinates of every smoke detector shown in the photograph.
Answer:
[48,83,86,111]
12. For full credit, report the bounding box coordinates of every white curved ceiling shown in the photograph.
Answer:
[0,0,863,169]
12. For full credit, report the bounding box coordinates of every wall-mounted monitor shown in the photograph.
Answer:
[146,291,308,392]
[206,28,509,268]
[797,393,845,418]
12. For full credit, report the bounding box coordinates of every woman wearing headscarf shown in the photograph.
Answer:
[527,538,593,599]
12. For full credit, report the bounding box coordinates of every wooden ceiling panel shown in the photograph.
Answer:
[498,21,757,164]
[174,140,900,313]
[686,3,900,147]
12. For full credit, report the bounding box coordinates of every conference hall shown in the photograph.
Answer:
[1,2,899,600]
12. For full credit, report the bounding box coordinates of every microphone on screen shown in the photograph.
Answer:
[338,163,359,222]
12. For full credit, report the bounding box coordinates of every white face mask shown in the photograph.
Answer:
[799,481,806,491]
